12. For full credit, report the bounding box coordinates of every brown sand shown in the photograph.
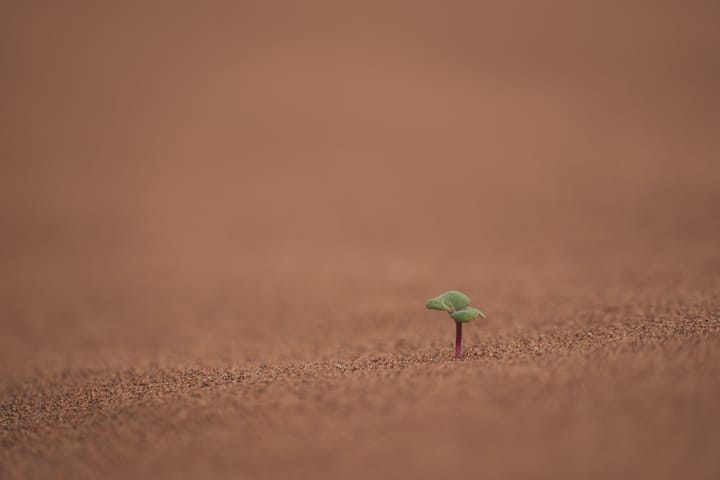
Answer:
[2,2,720,479]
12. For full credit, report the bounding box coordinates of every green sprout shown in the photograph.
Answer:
[425,290,486,359]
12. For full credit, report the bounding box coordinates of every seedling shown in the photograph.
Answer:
[425,290,486,359]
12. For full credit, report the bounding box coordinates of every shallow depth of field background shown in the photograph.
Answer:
[2,2,719,479]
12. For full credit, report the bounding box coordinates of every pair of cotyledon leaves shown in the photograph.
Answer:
[425,290,486,323]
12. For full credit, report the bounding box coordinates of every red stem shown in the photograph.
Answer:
[455,321,462,359]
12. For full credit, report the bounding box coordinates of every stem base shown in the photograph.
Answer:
[455,322,462,359]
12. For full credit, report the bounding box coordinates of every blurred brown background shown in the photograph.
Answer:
[2,2,719,479]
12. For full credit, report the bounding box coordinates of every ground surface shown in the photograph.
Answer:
[2,2,720,479]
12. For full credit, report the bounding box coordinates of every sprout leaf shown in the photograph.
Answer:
[424,290,471,313]
[450,307,485,323]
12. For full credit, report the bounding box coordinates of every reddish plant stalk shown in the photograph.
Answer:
[455,321,463,359]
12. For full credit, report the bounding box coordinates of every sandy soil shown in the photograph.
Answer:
[2,2,720,479]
